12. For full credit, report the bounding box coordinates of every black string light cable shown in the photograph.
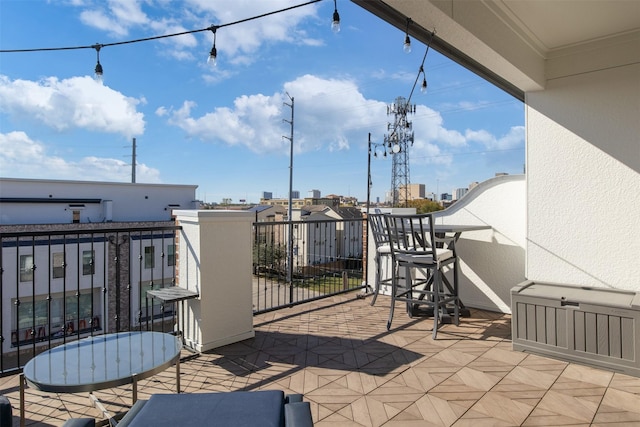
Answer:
[406,29,436,105]
[0,0,326,76]
[382,28,436,148]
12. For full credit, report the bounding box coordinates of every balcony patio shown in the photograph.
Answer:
[3,293,640,426]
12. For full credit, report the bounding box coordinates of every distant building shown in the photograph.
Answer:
[259,196,339,211]
[453,187,469,201]
[399,183,425,204]
[290,190,300,199]
[247,205,286,222]
[288,205,363,270]
[307,189,321,198]
[262,191,273,200]
[0,178,199,225]
[0,178,199,353]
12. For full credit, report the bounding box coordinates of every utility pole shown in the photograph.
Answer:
[131,137,137,183]
[384,96,415,207]
[283,93,294,301]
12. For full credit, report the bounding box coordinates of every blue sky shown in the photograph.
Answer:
[0,0,524,204]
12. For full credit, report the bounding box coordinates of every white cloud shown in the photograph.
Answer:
[73,0,321,66]
[184,0,321,57]
[0,131,161,182]
[166,95,285,153]
[163,74,387,154]
[108,0,148,26]
[466,126,524,150]
[0,75,145,137]
[80,10,128,37]
[282,74,387,151]
[161,74,517,163]
[413,105,466,147]
[79,0,149,37]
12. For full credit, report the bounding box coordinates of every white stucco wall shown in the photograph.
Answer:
[526,62,640,291]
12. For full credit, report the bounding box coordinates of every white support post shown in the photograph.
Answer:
[174,210,255,352]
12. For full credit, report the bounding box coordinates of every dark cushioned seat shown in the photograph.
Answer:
[61,418,95,427]
[118,390,312,427]
[0,395,12,427]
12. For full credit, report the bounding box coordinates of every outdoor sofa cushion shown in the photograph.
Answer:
[0,395,12,427]
[61,418,95,427]
[116,390,312,427]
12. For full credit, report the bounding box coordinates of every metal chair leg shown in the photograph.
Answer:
[386,262,398,330]
[432,273,440,340]
[370,254,381,306]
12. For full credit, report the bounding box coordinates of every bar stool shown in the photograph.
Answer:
[384,213,459,339]
[368,213,393,306]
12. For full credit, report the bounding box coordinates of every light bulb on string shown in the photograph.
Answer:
[403,35,411,53]
[208,26,218,66]
[208,45,217,66]
[93,44,103,82]
[403,18,412,53]
[332,0,340,33]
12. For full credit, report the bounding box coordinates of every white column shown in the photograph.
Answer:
[174,210,255,352]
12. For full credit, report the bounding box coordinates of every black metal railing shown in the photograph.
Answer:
[252,218,366,313]
[0,223,180,375]
[0,217,367,374]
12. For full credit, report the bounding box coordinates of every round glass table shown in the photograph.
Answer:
[20,331,182,427]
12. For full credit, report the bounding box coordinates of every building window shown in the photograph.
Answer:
[52,252,65,279]
[144,246,155,269]
[82,250,95,275]
[72,210,81,223]
[167,244,175,267]
[12,292,101,346]
[20,254,34,282]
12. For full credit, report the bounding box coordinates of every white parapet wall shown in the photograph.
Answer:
[174,210,255,352]
[433,175,526,313]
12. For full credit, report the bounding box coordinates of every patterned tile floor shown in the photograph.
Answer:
[2,294,640,426]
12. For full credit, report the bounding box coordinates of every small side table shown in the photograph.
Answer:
[146,287,199,355]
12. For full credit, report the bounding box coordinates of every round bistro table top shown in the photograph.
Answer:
[23,331,181,393]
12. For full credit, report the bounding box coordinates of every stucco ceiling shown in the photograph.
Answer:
[494,0,640,53]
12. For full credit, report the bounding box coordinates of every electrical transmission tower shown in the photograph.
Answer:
[384,96,415,207]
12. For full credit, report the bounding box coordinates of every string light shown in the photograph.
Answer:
[332,0,340,33]
[406,30,436,103]
[0,0,325,75]
[93,44,103,82]
[419,65,427,93]
[207,26,217,66]
[403,18,412,53]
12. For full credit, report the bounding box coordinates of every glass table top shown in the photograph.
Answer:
[23,331,181,393]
